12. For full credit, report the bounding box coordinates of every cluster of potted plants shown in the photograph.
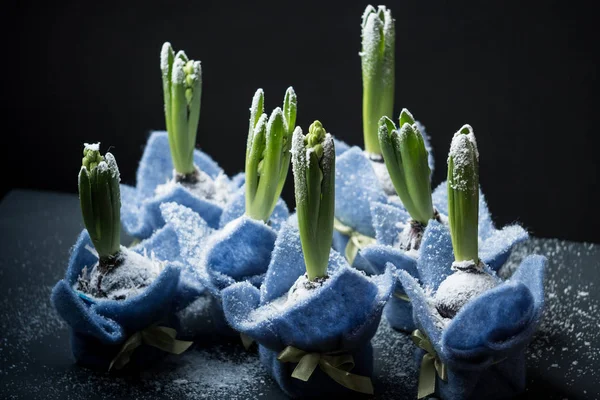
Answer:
[51,4,546,399]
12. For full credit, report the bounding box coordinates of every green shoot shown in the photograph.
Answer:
[161,42,202,176]
[292,121,335,280]
[78,143,121,265]
[447,125,479,263]
[245,87,297,222]
[361,5,395,155]
[378,109,434,225]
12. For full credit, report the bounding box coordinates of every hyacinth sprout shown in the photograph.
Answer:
[245,87,297,222]
[435,125,498,319]
[292,121,335,281]
[361,5,395,155]
[447,125,480,265]
[78,143,122,268]
[378,109,434,226]
[161,42,202,180]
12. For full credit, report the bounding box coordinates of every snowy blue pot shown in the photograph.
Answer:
[161,190,289,337]
[221,219,395,398]
[359,183,529,332]
[50,228,184,370]
[396,223,546,400]
[120,131,244,239]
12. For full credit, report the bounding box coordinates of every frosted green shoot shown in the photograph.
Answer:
[78,143,121,265]
[447,125,480,263]
[378,109,434,225]
[245,87,297,222]
[361,5,395,155]
[161,42,202,176]
[292,121,335,281]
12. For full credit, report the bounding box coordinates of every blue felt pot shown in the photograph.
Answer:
[359,182,529,332]
[221,219,395,398]
[161,189,288,337]
[396,222,546,400]
[50,229,183,370]
[120,131,244,239]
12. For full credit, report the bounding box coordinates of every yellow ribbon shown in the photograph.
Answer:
[411,329,447,399]
[109,326,193,371]
[394,291,410,302]
[277,346,374,395]
[240,333,255,350]
[333,218,376,265]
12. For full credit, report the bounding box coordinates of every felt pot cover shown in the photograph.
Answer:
[51,229,183,370]
[222,218,395,397]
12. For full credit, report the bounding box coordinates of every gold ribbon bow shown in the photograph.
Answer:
[411,329,447,399]
[109,326,194,371]
[333,218,376,265]
[394,291,410,301]
[277,346,374,395]
[240,333,255,350]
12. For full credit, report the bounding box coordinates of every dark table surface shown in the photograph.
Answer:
[0,190,598,400]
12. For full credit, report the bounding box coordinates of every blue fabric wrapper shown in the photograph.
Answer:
[359,182,529,332]
[334,147,389,239]
[120,131,241,239]
[218,186,289,232]
[397,233,546,400]
[333,123,434,250]
[332,136,351,156]
[161,197,287,337]
[221,219,395,397]
[50,229,182,370]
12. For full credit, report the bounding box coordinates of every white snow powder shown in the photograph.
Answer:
[79,246,164,301]
[155,168,232,206]
[83,142,100,152]
[433,270,498,318]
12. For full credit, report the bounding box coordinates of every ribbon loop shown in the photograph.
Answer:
[277,345,374,395]
[393,291,411,302]
[333,218,376,265]
[411,329,447,399]
[109,326,193,371]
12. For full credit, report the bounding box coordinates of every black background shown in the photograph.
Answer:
[2,0,598,243]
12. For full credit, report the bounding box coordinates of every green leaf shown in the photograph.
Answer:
[398,123,433,224]
[161,42,175,135]
[247,89,265,158]
[245,114,268,220]
[398,108,415,127]
[78,167,96,243]
[283,87,297,135]
[105,153,122,257]
[378,117,415,216]
[185,61,202,172]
